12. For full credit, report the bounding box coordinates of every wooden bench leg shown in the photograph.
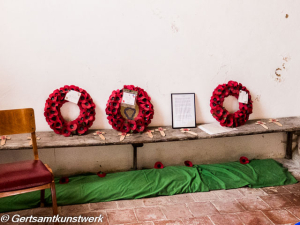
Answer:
[285,131,294,159]
[132,144,144,170]
[40,189,45,207]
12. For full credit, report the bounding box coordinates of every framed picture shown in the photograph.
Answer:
[171,93,196,129]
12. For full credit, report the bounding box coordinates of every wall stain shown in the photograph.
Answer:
[283,56,291,62]
[286,14,289,18]
[275,68,282,77]
[273,56,290,83]
[255,95,261,102]
[171,22,179,33]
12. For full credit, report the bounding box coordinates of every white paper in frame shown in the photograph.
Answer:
[171,93,196,129]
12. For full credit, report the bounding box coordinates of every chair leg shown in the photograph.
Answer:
[40,189,45,207]
[50,181,58,215]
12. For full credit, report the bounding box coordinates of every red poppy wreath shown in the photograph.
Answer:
[210,81,253,127]
[44,85,96,137]
[105,85,154,133]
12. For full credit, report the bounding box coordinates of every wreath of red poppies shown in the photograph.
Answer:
[210,81,253,127]
[105,85,154,133]
[44,85,96,137]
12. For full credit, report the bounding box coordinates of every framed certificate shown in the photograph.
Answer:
[171,93,196,129]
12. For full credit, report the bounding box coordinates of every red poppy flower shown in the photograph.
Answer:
[53,120,63,129]
[97,171,106,178]
[135,120,145,132]
[120,123,130,133]
[213,85,225,95]
[61,128,71,137]
[69,85,80,92]
[112,118,124,128]
[214,106,224,117]
[154,162,164,169]
[139,103,153,111]
[59,177,69,184]
[81,100,92,109]
[137,91,149,102]
[77,124,88,135]
[83,114,95,124]
[49,93,60,102]
[240,156,249,164]
[184,161,193,167]
[127,120,137,131]
[67,122,77,132]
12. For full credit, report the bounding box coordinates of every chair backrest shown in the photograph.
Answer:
[0,108,39,160]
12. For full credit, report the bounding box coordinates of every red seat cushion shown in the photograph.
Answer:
[0,160,53,192]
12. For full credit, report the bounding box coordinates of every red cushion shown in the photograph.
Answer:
[0,160,53,192]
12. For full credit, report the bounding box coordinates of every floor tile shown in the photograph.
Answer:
[237,211,273,225]
[32,207,57,217]
[117,199,145,208]
[260,194,295,209]
[153,220,183,225]
[214,189,244,200]
[263,209,299,224]
[135,207,165,221]
[209,213,243,225]
[106,209,137,224]
[79,211,108,225]
[238,188,267,197]
[143,196,172,206]
[262,186,290,194]
[282,193,300,206]
[187,202,219,217]
[283,182,300,193]
[237,198,271,211]
[120,223,154,225]
[286,206,300,219]
[190,191,220,202]
[60,204,90,216]
[160,204,193,220]
[182,216,214,225]
[90,201,118,211]
[210,199,245,213]
[169,193,195,204]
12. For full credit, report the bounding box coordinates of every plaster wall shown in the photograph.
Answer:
[0,1,299,175]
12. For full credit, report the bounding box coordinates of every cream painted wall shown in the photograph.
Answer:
[0,1,299,175]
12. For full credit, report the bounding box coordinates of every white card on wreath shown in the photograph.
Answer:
[122,92,136,106]
[238,90,248,104]
[65,90,81,104]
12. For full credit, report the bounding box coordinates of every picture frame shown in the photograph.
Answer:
[171,93,196,129]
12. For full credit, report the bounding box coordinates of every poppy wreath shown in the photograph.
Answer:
[44,85,96,137]
[105,85,154,133]
[210,81,253,127]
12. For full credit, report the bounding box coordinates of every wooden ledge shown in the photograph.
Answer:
[1,117,300,150]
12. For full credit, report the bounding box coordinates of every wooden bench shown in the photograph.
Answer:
[1,117,300,169]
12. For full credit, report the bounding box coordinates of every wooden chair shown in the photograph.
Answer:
[0,108,58,220]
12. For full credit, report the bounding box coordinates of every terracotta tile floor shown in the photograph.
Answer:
[1,173,300,225]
